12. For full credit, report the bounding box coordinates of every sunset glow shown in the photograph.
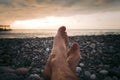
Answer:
[11,11,120,29]
[11,16,70,29]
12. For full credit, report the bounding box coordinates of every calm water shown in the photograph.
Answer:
[0,29,120,38]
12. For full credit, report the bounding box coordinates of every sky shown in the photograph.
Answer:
[0,0,120,29]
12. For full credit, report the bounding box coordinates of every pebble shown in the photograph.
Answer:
[46,48,49,51]
[79,63,85,67]
[33,49,41,53]
[113,76,118,80]
[33,56,39,60]
[104,77,112,80]
[76,67,82,73]
[15,67,29,75]
[0,73,19,80]
[0,67,15,73]
[31,68,40,74]
[103,65,110,69]
[41,69,44,73]
[27,74,40,80]
[84,71,91,77]
[25,44,30,48]
[90,74,96,79]
[109,67,120,78]
[40,77,45,80]
[90,43,96,48]
[99,70,108,75]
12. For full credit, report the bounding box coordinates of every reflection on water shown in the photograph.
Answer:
[0,29,120,38]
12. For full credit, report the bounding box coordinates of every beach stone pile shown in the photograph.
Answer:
[0,35,120,80]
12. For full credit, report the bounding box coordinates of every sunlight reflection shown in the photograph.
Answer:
[11,16,70,29]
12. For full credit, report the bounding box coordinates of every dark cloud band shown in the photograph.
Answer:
[0,0,120,24]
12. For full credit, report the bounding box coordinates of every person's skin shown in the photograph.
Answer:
[43,26,80,80]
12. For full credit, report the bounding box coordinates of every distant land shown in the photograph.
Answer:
[0,25,11,31]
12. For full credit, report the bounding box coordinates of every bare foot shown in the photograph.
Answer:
[43,26,80,80]
[43,26,68,80]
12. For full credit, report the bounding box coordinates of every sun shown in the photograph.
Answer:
[11,16,69,29]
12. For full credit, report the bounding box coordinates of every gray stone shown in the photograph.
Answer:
[113,76,118,80]
[40,77,45,80]
[41,69,44,73]
[90,74,96,79]
[15,67,29,75]
[25,44,30,48]
[0,67,15,73]
[80,55,83,59]
[90,43,96,48]
[103,65,110,69]
[32,56,39,60]
[46,48,49,51]
[76,67,82,73]
[31,68,40,74]
[33,49,41,53]
[104,77,112,80]
[99,70,108,75]
[0,73,19,80]
[84,71,91,77]
[28,74,40,80]
[109,66,120,78]
[79,63,84,67]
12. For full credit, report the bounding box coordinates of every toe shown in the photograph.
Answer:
[67,42,80,57]
[58,26,66,32]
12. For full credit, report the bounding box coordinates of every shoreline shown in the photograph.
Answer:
[0,34,120,80]
[0,29,120,39]
[0,34,120,39]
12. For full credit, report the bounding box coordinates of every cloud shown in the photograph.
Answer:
[0,0,120,24]
[0,0,13,7]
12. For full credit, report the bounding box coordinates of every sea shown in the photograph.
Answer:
[0,29,120,38]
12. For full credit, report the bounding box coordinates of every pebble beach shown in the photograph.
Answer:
[0,35,120,80]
